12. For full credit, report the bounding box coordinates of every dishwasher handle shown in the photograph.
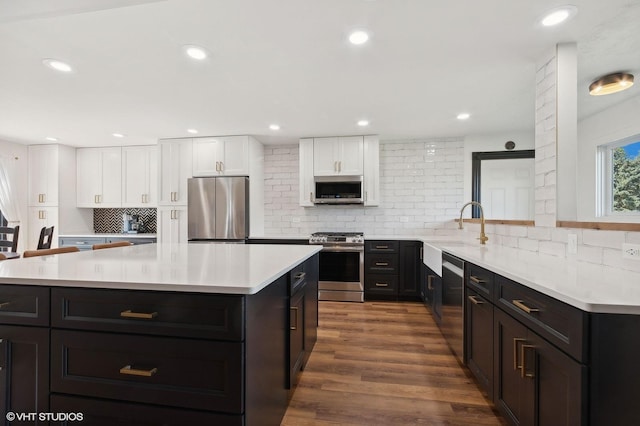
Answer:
[442,260,464,278]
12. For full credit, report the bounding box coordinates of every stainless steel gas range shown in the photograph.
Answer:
[309,232,364,302]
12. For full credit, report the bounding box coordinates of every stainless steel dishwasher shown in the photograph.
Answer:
[441,252,465,364]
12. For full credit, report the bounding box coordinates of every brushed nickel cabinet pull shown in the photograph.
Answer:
[427,275,434,290]
[338,161,342,172]
[120,310,158,320]
[310,192,313,203]
[521,344,536,379]
[468,295,484,305]
[290,307,299,330]
[220,161,224,172]
[375,283,389,287]
[375,245,389,249]
[513,338,526,371]
[419,247,423,259]
[375,262,389,266]
[294,272,306,281]
[470,276,486,284]
[512,299,539,314]
[120,365,158,377]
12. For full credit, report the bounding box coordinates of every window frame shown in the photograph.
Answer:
[597,134,640,218]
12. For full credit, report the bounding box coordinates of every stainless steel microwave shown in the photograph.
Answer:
[313,175,363,204]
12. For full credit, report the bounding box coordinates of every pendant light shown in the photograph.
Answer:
[589,73,634,96]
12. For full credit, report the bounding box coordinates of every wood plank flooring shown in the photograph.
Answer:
[282,301,506,426]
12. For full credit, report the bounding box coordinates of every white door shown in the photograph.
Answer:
[28,145,59,206]
[100,147,123,207]
[122,146,149,207]
[221,136,249,175]
[158,139,192,206]
[481,158,535,220]
[338,136,364,175]
[158,206,188,244]
[313,137,339,176]
[27,206,59,250]
[298,138,315,206]
[192,138,223,176]
[363,136,380,206]
[76,148,103,207]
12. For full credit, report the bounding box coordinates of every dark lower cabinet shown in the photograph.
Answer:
[494,307,585,426]
[289,289,305,387]
[466,288,493,400]
[421,264,442,325]
[399,241,421,300]
[0,326,50,424]
[365,240,421,301]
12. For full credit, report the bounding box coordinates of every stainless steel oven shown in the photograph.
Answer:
[309,232,364,302]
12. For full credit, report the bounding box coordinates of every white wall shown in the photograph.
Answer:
[0,138,29,251]
[264,138,464,237]
[577,92,640,222]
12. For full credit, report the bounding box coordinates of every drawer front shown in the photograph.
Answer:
[365,253,398,274]
[59,237,106,251]
[365,240,399,253]
[365,274,398,295]
[0,285,49,326]
[51,288,244,341]
[496,276,587,362]
[51,330,243,413]
[51,395,242,426]
[466,263,494,301]
[106,236,156,245]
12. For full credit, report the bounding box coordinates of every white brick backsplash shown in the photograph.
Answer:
[539,241,566,257]
[603,249,640,273]
[576,244,604,264]
[627,232,640,244]
[527,227,552,241]
[535,214,556,228]
[582,229,625,249]
[518,237,540,252]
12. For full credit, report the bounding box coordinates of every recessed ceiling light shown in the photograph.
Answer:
[42,58,73,73]
[457,113,470,120]
[540,5,577,27]
[45,137,58,142]
[357,120,370,127]
[269,124,281,131]
[183,45,208,60]
[589,72,634,96]
[348,30,370,45]
[112,133,125,138]
[187,128,199,134]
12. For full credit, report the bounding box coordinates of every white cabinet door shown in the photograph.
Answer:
[299,138,315,206]
[28,145,59,206]
[158,206,188,244]
[313,136,364,176]
[192,137,223,176]
[313,137,339,176]
[363,136,380,206]
[122,146,157,207]
[27,206,59,250]
[220,136,249,175]
[158,139,192,206]
[338,136,364,175]
[76,147,122,207]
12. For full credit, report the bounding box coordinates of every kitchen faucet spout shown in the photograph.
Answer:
[459,201,488,245]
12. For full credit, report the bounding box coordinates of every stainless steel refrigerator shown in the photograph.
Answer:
[187,177,249,242]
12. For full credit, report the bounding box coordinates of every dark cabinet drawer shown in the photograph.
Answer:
[466,263,494,301]
[51,330,243,414]
[365,240,399,253]
[51,288,244,341]
[50,395,242,426]
[0,285,49,326]
[365,274,398,295]
[365,254,398,273]
[496,276,587,362]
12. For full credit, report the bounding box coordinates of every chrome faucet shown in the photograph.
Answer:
[459,201,488,245]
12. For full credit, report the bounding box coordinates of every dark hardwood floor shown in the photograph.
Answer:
[282,301,506,425]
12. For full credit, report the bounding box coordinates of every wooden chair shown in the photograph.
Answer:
[92,241,133,250]
[23,246,79,258]
[0,225,20,252]
[37,226,54,250]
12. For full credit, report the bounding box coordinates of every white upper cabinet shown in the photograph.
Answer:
[158,139,192,206]
[28,145,59,206]
[192,136,249,176]
[122,146,158,207]
[76,147,122,208]
[363,135,380,206]
[313,136,364,176]
[299,138,315,207]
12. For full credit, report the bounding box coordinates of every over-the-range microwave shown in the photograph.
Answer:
[313,175,363,204]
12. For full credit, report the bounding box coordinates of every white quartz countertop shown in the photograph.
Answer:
[0,243,321,295]
[59,233,157,238]
[423,241,640,315]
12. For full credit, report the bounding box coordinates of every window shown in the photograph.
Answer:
[598,135,640,216]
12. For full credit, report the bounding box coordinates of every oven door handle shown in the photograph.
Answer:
[320,246,364,253]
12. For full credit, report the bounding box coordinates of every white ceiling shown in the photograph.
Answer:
[0,0,638,147]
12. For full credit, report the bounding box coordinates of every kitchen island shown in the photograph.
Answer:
[0,243,321,426]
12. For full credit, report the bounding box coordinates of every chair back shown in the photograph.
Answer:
[37,226,55,250]
[92,241,133,250]
[0,225,20,252]
[23,246,79,258]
